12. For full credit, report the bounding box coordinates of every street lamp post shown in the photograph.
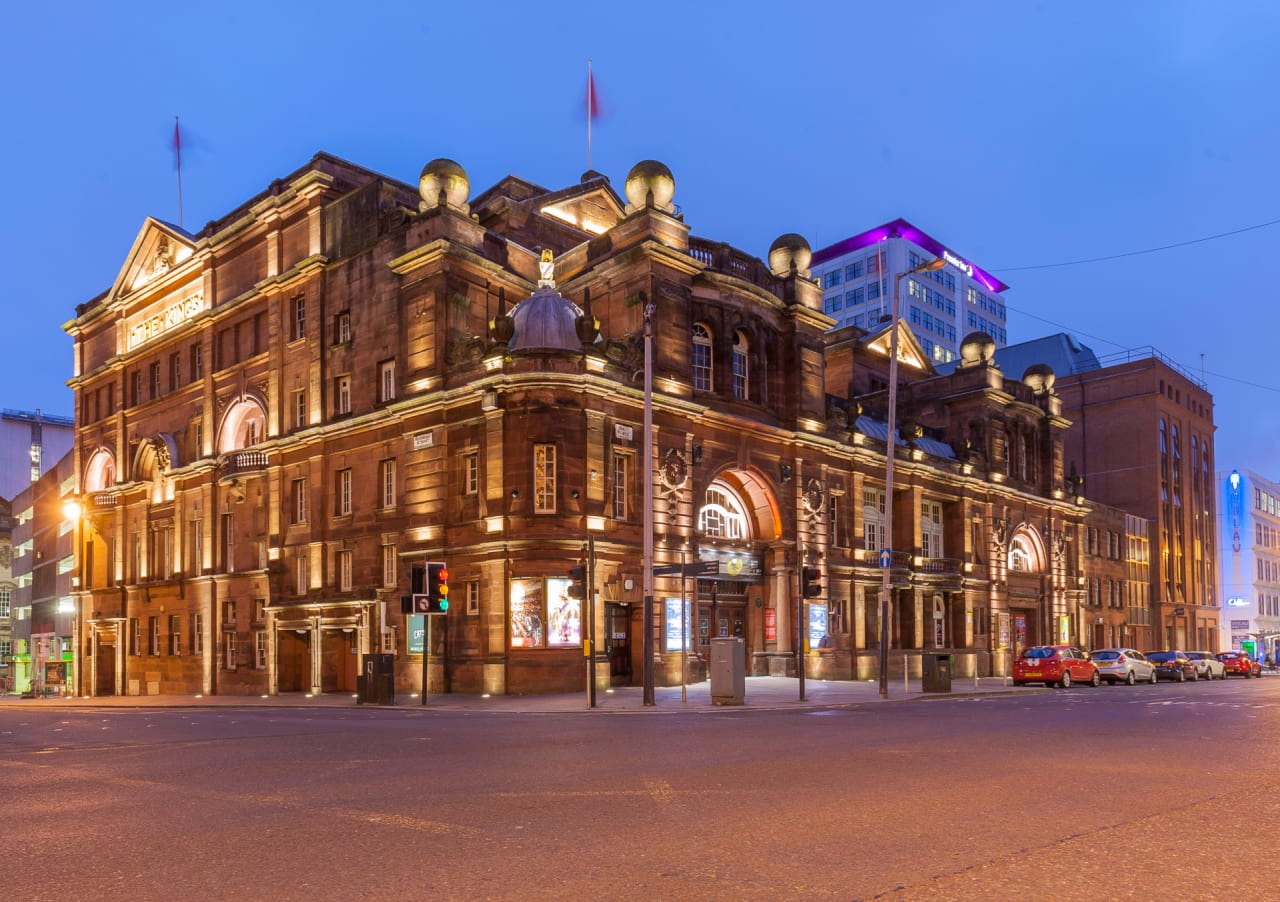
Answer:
[878,257,946,699]
[642,296,656,706]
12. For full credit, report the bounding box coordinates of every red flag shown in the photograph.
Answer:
[586,72,602,121]
[171,117,183,170]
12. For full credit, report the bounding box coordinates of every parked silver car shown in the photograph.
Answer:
[1184,650,1226,680]
[1091,648,1158,685]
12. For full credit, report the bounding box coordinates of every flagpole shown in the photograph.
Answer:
[587,60,593,172]
[174,116,184,229]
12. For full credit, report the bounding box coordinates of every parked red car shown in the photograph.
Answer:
[1217,651,1262,678]
[1013,646,1101,688]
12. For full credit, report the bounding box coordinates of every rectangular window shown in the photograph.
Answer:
[255,631,267,669]
[192,612,203,655]
[149,362,161,399]
[294,390,307,429]
[149,616,161,656]
[335,311,351,345]
[511,576,580,648]
[188,518,203,575]
[612,452,630,520]
[337,550,352,592]
[822,271,841,289]
[466,580,480,615]
[335,375,351,415]
[296,551,309,595]
[169,614,181,656]
[845,261,864,280]
[378,359,396,403]
[253,599,265,623]
[379,459,396,509]
[169,352,182,391]
[130,371,142,407]
[336,469,352,516]
[224,634,237,671]
[867,281,881,300]
[291,478,307,524]
[382,544,397,588]
[863,488,885,552]
[464,452,479,495]
[291,296,306,341]
[829,494,844,547]
[0,589,9,618]
[534,444,556,513]
[222,512,234,572]
[130,618,141,656]
[190,343,203,381]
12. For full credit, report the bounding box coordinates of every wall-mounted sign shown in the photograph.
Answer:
[615,424,634,441]
[126,292,206,350]
[942,250,974,278]
[1227,597,1249,607]
[412,431,434,450]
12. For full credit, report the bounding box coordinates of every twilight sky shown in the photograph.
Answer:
[3,1,1277,475]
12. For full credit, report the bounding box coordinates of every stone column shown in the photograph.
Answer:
[309,615,323,695]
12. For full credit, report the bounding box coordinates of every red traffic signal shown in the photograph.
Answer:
[426,562,449,614]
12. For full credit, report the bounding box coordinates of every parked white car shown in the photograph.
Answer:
[1091,648,1157,685]
[1184,650,1227,680]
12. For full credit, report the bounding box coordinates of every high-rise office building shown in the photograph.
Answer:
[810,218,1009,364]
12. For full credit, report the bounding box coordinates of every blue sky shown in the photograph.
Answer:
[3,0,1278,473]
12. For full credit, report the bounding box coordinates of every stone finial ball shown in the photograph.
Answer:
[419,158,470,208]
[959,331,996,365]
[1022,363,1056,393]
[767,233,812,277]
[624,160,675,211]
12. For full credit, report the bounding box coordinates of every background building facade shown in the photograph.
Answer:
[810,219,1010,365]
[1219,468,1280,661]
[0,409,73,501]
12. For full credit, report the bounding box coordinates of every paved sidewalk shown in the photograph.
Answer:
[0,674,1039,714]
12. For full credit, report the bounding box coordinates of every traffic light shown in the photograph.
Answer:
[801,566,822,598]
[567,565,586,600]
[426,561,449,613]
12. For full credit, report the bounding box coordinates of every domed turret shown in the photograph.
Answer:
[419,158,470,213]
[624,160,675,214]
[767,233,812,278]
[1022,363,1056,394]
[509,288,590,352]
[958,331,997,368]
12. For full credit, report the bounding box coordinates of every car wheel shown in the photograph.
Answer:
[1090,671,1101,687]
[1177,669,1186,682]
[1126,670,1136,686]
[1150,670,1158,684]
[1060,671,1072,689]
[1192,669,1200,681]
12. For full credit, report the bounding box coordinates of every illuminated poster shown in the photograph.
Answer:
[510,578,544,648]
[664,598,693,651]
[808,603,827,650]
[546,577,581,647]
[764,608,777,643]
[408,615,425,654]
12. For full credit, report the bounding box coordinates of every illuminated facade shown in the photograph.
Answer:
[7,450,76,696]
[64,153,1094,698]
[810,219,1010,365]
[1219,469,1280,661]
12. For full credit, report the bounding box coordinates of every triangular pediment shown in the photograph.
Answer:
[109,217,198,302]
[865,320,935,373]
[537,182,625,236]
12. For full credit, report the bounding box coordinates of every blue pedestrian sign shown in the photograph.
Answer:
[878,548,892,569]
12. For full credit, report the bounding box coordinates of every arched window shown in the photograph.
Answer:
[692,324,712,392]
[699,485,748,540]
[84,449,116,492]
[217,398,268,454]
[1009,536,1033,571]
[732,330,749,400]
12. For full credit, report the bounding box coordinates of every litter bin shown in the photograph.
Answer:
[921,653,952,693]
[358,653,395,704]
[710,637,745,705]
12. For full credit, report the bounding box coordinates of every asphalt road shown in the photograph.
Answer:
[3,678,1277,901]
